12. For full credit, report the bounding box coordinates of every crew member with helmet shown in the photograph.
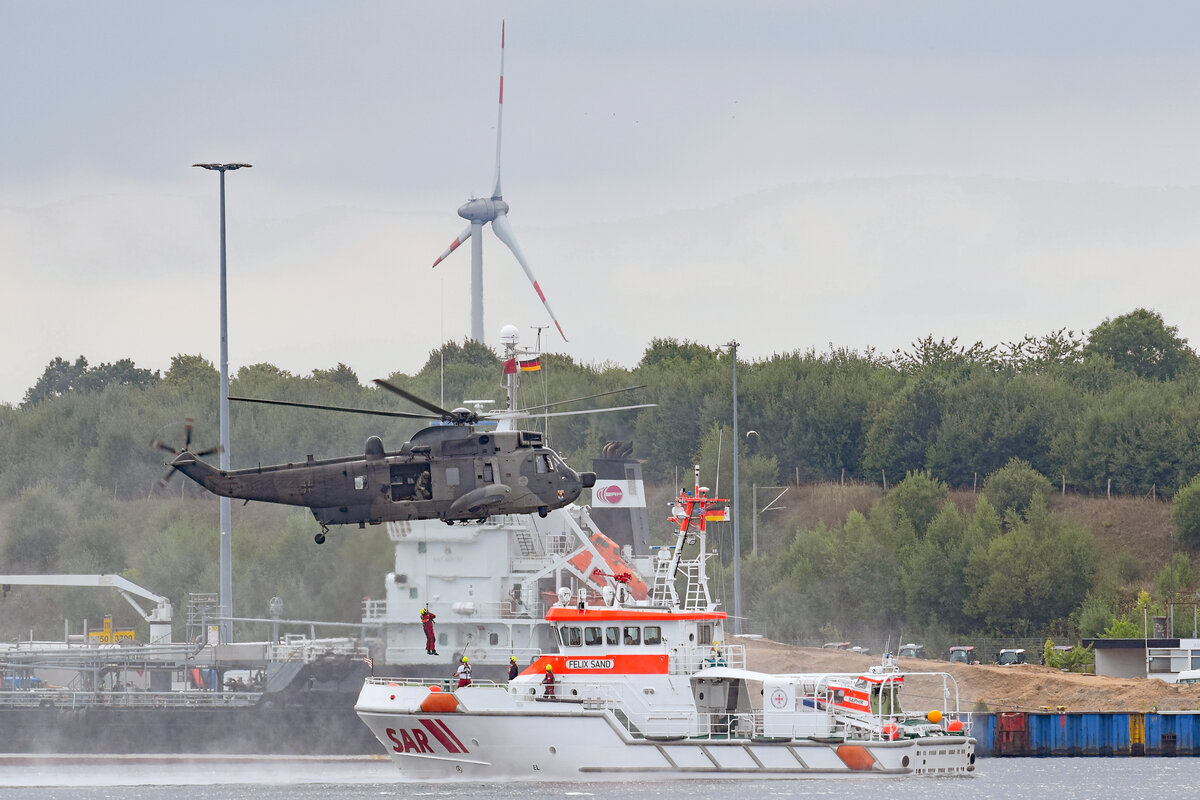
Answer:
[421,607,438,655]
[508,655,519,681]
[542,664,555,699]
[456,656,472,688]
[704,640,727,667]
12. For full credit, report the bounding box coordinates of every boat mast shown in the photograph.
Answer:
[651,464,727,611]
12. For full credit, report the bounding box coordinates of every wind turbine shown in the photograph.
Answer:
[431,20,567,344]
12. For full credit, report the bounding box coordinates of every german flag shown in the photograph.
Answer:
[519,358,541,372]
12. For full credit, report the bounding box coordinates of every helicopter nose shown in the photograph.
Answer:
[579,472,596,488]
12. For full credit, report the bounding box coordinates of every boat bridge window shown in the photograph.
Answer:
[623,627,641,646]
[644,626,662,645]
[584,626,603,646]
[559,626,582,647]
[606,627,620,646]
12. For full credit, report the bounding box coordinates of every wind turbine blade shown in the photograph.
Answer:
[432,225,473,268]
[492,19,505,198]
[491,212,567,341]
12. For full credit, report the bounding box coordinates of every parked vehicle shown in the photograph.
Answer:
[898,643,927,660]
[997,648,1026,665]
[947,646,979,665]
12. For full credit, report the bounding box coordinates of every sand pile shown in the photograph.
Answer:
[742,638,1200,713]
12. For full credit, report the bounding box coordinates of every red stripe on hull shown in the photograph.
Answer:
[418,718,463,753]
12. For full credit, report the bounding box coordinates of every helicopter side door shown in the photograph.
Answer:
[389,463,433,502]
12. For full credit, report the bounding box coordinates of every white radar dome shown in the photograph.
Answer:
[499,324,519,344]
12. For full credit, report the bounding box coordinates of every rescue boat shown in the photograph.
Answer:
[355,467,976,780]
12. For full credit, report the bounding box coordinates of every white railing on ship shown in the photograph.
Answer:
[670,644,746,674]
[269,635,366,662]
[361,599,547,623]
[0,690,261,709]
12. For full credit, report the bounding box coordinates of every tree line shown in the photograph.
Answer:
[3,308,1199,644]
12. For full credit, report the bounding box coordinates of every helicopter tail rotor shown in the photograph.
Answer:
[152,419,220,487]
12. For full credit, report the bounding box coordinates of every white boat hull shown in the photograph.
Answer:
[356,705,954,781]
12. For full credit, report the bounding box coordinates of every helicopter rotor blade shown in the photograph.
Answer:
[230,395,439,421]
[184,419,193,449]
[371,379,461,420]
[492,402,656,421]
[157,467,178,487]
[151,440,178,455]
[491,212,567,341]
[193,445,222,458]
[504,385,648,415]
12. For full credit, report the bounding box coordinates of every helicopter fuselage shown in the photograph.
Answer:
[168,426,595,528]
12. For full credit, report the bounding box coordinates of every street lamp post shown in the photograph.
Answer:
[193,162,251,645]
[725,340,741,635]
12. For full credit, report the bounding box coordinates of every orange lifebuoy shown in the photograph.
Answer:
[420,691,460,713]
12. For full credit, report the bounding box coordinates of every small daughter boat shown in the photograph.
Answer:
[355,468,976,780]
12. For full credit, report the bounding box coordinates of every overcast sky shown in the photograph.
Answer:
[4,1,1200,405]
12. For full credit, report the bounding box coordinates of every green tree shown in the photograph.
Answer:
[1083,308,1196,380]
[1074,592,1118,638]
[886,470,948,537]
[311,363,361,388]
[983,457,1054,517]
[862,374,946,482]
[1171,473,1200,546]
[1154,553,1193,598]
[3,484,72,570]
[164,354,219,386]
[1101,615,1142,638]
[21,356,90,407]
[964,494,1096,632]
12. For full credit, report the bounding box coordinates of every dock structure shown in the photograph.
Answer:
[975,711,1200,756]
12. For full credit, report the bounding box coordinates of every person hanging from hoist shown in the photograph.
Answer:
[421,607,438,655]
[456,656,473,688]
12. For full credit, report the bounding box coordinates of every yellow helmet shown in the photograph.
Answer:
[462,656,469,663]
[545,664,553,671]
[713,640,720,646]
[420,608,427,614]
[510,656,517,662]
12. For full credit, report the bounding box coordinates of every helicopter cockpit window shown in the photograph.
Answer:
[535,454,556,474]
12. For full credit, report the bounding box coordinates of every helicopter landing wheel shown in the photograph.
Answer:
[537,506,549,518]
[314,532,326,545]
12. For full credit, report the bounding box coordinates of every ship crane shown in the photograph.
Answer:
[0,574,173,644]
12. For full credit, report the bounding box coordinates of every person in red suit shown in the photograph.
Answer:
[421,608,438,655]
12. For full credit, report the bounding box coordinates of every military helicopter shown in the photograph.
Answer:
[155,372,649,545]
